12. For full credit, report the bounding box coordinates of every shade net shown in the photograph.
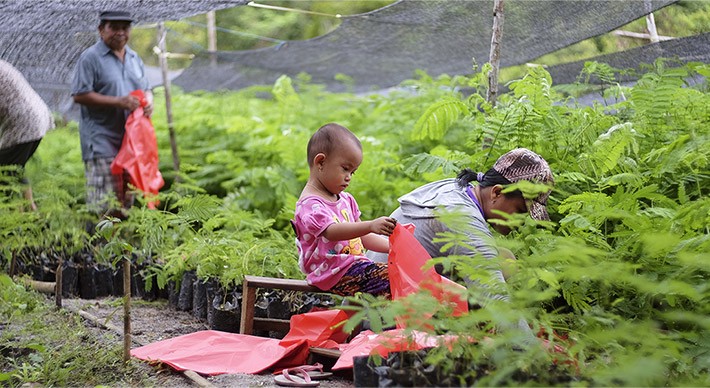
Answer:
[547,32,710,86]
[0,0,249,113]
[174,0,679,94]
[3,0,703,114]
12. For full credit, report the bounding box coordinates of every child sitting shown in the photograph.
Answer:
[292,123,396,298]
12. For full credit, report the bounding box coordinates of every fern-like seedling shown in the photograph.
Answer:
[412,97,470,141]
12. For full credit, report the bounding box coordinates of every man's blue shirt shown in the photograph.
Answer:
[72,40,149,161]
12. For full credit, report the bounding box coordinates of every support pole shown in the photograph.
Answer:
[158,22,181,179]
[612,30,672,41]
[487,0,505,108]
[644,0,660,44]
[9,250,16,277]
[55,258,62,308]
[123,257,131,362]
[207,11,217,66]
[646,13,659,43]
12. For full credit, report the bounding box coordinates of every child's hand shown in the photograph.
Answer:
[370,217,397,236]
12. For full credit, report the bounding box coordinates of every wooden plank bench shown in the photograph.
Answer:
[239,275,344,364]
[239,275,326,335]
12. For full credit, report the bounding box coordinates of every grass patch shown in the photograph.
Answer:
[0,274,155,387]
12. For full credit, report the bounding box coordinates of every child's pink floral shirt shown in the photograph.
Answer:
[293,192,367,290]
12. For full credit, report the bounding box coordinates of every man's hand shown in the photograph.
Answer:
[143,91,154,117]
[143,102,154,117]
[118,95,140,111]
[370,216,397,236]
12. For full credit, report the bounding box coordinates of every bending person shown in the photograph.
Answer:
[0,59,55,211]
[368,148,554,304]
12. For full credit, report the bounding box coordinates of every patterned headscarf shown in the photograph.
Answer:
[491,148,554,220]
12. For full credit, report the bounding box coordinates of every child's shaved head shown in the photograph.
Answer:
[306,123,362,167]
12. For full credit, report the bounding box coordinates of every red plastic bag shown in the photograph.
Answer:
[388,223,468,325]
[269,309,351,372]
[332,329,451,370]
[131,310,351,375]
[130,330,309,375]
[111,89,164,208]
[279,309,350,348]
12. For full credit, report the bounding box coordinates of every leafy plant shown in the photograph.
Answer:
[5,55,709,385]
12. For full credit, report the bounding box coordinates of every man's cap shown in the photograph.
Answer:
[100,11,134,22]
[492,148,554,221]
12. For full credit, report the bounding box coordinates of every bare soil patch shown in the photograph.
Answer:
[61,297,355,388]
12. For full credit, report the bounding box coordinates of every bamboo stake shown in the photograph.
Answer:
[487,0,505,108]
[646,13,660,43]
[207,11,217,67]
[55,257,62,308]
[9,250,16,277]
[612,30,672,41]
[158,22,181,179]
[68,305,126,335]
[21,278,55,294]
[183,370,216,388]
[123,257,131,362]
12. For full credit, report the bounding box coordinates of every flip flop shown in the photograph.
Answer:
[274,368,320,387]
[284,363,333,380]
[304,370,333,380]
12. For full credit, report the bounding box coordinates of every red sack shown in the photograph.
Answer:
[388,223,468,325]
[332,329,450,370]
[130,330,309,375]
[279,309,350,348]
[131,310,350,375]
[111,89,164,208]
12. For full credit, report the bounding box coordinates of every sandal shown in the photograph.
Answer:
[274,367,321,387]
[284,363,333,380]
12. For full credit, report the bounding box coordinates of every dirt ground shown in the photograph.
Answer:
[61,297,356,388]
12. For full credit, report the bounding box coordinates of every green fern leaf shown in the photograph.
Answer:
[272,75,301,107]
[403,152,463,176]
[175,194,221,223]
[412,97,470,140]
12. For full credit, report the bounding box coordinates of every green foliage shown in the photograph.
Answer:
[337,61,709,385]
[6,52,710,385]
[0,127,90,269]
[0,274,40,318]
[0,280,156,386]
[117,191,302,291]
[412,97,470,141]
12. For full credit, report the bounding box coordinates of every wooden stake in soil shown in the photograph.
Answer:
[487,0,505,108]
[9,250,16,277]
[123,257,131,362]
[55,257,62,308]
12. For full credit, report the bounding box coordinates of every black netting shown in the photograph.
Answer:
[1,0,697,114]
[547,32,710,86]
[174,0,677,93]
[0,0,248,112]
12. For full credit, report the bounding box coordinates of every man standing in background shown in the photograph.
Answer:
[72,10,153,219]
